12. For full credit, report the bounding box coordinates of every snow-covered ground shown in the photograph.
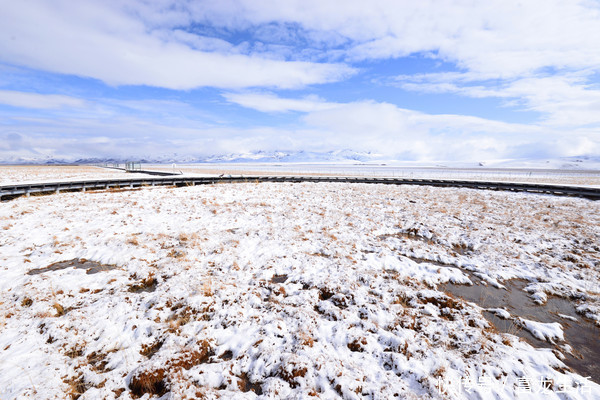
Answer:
[143,163,600,187]
[0,165,156,186]
[1,182,599,399]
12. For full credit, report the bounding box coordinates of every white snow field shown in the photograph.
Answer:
[143,163,600,187]
[0,165,154,186]
[1,182,599,399]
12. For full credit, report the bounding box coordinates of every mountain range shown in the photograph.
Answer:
[1,150,600,170]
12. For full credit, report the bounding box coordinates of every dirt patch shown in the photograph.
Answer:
[27,258,117,275]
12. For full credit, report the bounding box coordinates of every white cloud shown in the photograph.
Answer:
[0,1,353,90]
[223,92,337,113]
[300,100,541,160]
[0,90,86,109]
[168,0,600,76]
[395,72,600,127]
[224,93,600,160]
[4,1,600,89]
[4,93,599,162]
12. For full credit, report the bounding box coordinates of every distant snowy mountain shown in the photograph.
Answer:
[2,151,600,169]
[478,156,600,170]
[202,150,378,163]
[0,150,380,165]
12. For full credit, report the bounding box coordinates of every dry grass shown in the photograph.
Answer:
[128,274,158,293]
[129,340,213,398]
[129,368,167,398]
[140,340,164,358]
[52,302,65,317]
[127,235,140,246]
[201,279,214,297]
[64,375,88,400]
[279,360,308,389]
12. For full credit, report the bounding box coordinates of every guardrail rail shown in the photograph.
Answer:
[2,176,600,201]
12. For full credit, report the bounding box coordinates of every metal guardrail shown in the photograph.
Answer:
[2,176,600,201]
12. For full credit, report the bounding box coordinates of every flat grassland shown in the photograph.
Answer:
[1,177,599,398]
[0,165,139,185]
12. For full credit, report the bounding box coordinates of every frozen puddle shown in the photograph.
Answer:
[441,275,600,382]
[26,258,118,275]
[270,273,288,284]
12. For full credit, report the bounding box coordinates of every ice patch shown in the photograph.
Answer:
[517,318,564,343]
[558,314,578,322]
[487,308,511,319]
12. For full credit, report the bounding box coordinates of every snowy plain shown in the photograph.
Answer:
[2,162,600,188]
[142,163,600,187]
[0,165,155,186]
[1,177,599,399]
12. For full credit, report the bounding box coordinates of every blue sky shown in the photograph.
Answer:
[1,0,600,162]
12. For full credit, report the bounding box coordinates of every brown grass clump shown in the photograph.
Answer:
[64,375,88,400]
[347,337,368,352]
[201,279,213,297]
[318,287,335,301]
[87,351,110,373]
[297,331,315,348]
[432,366,446,379]
[140,339,164,358]
[129,368,167,398]
[170,340,213,370]
[272,286,287,297]
[418,294,463,310]
[129,340,214,398]
[237,372,263,394]
[53,302,65,316]
[128,274,158,293]
[167,249,185,258]
[279,363,308,389]
[64,345,83,359]
[21,297,33,307]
